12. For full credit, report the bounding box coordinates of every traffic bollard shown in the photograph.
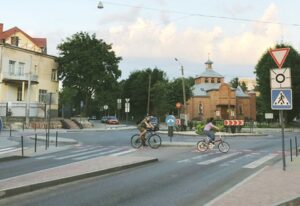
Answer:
[21,135,24,157]
[45,132,48,150]
[56,131,58,147]
[296,136,298,157]
[35,133,37,152]
[290,139,293,162]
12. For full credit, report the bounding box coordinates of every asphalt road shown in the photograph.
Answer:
[0,130,294,206]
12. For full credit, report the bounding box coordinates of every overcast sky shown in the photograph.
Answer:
[2,0,300,81]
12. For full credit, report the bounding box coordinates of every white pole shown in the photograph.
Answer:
[26,55,32,128]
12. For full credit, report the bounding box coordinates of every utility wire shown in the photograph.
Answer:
[102,1,300,27]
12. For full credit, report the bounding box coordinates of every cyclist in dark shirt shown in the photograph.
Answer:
[138,116,154,146]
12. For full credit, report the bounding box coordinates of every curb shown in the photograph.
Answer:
[0,157,158,199]
[29,135,78,144]
[276,196,300,206]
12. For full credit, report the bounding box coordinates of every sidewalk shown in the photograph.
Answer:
[205,156,300,206]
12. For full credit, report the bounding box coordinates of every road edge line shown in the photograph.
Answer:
[203,166,268,206]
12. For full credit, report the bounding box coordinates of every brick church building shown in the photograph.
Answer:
[186,59,256,121]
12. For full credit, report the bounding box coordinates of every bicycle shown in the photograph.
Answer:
[197,134,230,153]
[131,129,162,149]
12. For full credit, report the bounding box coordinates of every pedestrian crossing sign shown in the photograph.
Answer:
[271,89,292,110]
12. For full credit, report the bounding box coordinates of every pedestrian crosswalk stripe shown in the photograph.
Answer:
[0,147,15,152]
[109,149,136,156]
[0,147,26,155]
[73,148,124,160]
[54,147,109,160]
[243,154,278,169]
[197,152,240,165]
[35,155,56,160]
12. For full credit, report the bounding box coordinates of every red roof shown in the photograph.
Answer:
[0,25,47,49]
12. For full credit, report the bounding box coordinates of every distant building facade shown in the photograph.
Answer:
[0,23,59,123]
[186,60,256,121]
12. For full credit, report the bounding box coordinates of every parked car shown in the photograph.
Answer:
[101,116,109,123]
[88,116,97,120]
[150,116,159,131]
[107,116,119,124]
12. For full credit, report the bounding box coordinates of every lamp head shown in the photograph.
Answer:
[97,1,104,9]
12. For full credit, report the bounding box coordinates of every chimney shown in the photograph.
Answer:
[0,23,3,33]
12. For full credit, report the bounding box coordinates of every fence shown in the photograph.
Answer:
[0,102,46,118]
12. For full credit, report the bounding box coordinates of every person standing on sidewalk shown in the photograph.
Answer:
[203,117,219,147]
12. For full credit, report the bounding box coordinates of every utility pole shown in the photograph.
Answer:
[175,58,187,129]
[147,73,151,115]
[26,55,32,128]
[175,58,187,113]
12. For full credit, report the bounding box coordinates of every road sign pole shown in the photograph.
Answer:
[280,110,286,171]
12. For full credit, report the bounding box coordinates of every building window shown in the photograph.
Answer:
[211,78,215,83]
[239,105,243,114]
[17,85,22,101]
[205,78,209,83]
[18,62,25,76]
[9,60,16,75]
[39,89,47,102]
[217,78,221,83]
[51,69,58,81]
[11,36,19,46]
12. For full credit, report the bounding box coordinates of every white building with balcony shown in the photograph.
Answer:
[0,23,58,125]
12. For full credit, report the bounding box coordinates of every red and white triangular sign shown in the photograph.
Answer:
[269,48,290,69]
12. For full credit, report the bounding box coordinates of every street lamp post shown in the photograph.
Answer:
[26,55,32,128]
[97,1,104,9]
[147,73,151,115]
[174,58,187,114]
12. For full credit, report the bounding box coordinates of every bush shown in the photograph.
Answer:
[195,119,225,135]
[195,121,205,135]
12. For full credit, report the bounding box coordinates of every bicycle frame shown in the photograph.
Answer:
[197,134,230,153]
[131,129,161,149]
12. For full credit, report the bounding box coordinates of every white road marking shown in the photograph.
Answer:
[0,147,27,155]
[177,159,192,163]
[69,146,96,153]
[109,149,136,156]
[0,147,15,152]
[204,166,268,206]
[197,152,240,165]
[54,147,109,160]
[73,148,123,160]
[243,153,278,169]
[35,155,56,160]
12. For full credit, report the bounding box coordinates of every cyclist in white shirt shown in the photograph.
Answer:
[203,118,219,147]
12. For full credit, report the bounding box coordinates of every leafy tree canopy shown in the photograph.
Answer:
[229,77,247,91]
[57,32,122,115]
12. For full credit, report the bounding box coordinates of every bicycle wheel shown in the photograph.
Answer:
[197,140,208,152]
[148,134,161,149]
[218,141,230,153]
[131,134,142,148]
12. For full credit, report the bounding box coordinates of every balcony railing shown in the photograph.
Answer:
[2,72,38,83]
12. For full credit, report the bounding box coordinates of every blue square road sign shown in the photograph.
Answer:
[271,89,293,110]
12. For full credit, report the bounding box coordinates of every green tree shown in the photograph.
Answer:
[255,44,300,122]
[57,32,122,116]
[122,68,167,121]
[229,77,248,91]
[59,87,78,118]
[167,77,194,116]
